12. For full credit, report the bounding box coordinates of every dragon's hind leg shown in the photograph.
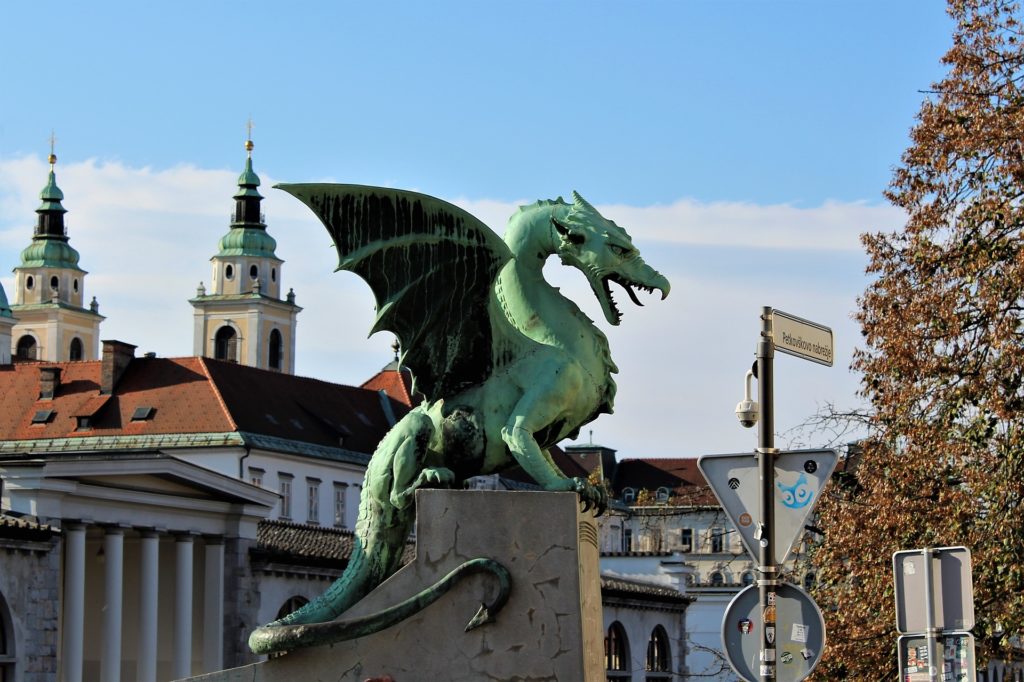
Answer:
[254,408,448,634]
[389,410,454,509]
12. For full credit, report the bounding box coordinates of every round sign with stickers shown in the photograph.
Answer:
[720,583,825,682]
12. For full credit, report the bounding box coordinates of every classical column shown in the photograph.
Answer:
[173,534,194,680]
[63,523,86,682]
[202,538,225,672]
[100,528,125,682]
[137,531,160,682]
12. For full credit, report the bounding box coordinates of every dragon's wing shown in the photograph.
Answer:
[277,183,514,402]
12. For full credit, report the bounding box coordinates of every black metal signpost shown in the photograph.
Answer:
[755,307,832,682]
[756,307,778,682]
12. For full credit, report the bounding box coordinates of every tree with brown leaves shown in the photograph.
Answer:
[811,0,1024,677]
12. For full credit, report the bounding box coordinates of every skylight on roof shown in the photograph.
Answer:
[31,409,55,424]
[131,406,156,421]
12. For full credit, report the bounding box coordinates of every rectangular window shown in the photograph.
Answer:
[279,474,293,520]
[680,528,693,552]
[307,478,321,525]
[623,528,633,553]
[711,528,724,553]
[248,467,264,488]
[333,483,347,528]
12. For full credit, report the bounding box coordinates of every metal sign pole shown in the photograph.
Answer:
[758,306,778,682]
[923,548,939,682]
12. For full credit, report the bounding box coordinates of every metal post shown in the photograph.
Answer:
[923,548,939,682]
[757,306,778,682]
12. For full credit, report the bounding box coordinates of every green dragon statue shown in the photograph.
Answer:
[248,185,669,654]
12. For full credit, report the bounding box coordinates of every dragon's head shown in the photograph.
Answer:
[552,191,670,325]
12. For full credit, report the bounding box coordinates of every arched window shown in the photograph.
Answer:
[622,487,636,504]
[655,486,670,503]
[50,276,59,291]
[214,326,238,362]
[224,264,234,280]
[646,625,671,676]
[710,571,725,587]
[0,591,15,680]
[250,264,259,280]
[69,337,83,361]
[742,571,755,587]
[25,275,34,290]
[275,595,309,621]
[269,329,282,371]
[605,621,630,679]
[16,335,37,360]
[271,267,277,282]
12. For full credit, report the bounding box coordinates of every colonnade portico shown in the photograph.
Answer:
[61,523,227,682]
[0,453,281,681]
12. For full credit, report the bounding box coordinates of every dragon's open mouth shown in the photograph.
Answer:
[601,275,663,325]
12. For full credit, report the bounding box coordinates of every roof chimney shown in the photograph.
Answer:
[100,340,136,395]
[39,367,62,400]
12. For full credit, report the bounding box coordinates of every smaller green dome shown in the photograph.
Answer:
[37,170,67,213]
[19,238,81,269]
[216,227,278,258]
[234,157,263,200]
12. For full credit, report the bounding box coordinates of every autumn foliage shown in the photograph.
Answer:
[811,0,1024,677]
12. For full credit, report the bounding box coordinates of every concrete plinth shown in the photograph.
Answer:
[184,489,603,682]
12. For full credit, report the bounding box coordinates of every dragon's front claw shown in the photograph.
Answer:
[569,477,607,517]
[420,467,456,488]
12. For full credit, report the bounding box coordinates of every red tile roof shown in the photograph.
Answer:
[254,519,415,569]
[0,355,407,456]
[361,363,420,407]
[612,458,717,506]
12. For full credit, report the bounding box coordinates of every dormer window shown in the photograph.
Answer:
[622,487,636,504]
[655,486,670,503]
[31,409,55,424]
[131,406,156,421]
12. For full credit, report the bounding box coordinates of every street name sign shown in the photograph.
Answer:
[771,309,833,367]
[698,449,839,566]
[722,583,826,682]
[894,546,975,634]
[898,631,976,682]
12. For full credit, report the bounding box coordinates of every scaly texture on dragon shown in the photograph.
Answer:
[249,185,669,654]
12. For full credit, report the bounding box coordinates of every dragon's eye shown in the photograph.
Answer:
[609,244,632,258]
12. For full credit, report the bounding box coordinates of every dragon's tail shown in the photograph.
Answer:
[248,557,511,654]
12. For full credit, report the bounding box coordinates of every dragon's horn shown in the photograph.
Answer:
[571,191,597,214]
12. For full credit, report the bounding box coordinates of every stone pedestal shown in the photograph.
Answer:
[183,489,603,682]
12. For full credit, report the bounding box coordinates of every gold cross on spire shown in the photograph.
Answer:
[48,130,57,167]
[245,117,255,156]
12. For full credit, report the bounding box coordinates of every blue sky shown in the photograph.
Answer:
[0,2,953,458]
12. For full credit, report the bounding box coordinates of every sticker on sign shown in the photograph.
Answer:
[772,310,833,367]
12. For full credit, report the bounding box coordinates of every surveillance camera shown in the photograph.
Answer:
[736,368,759,428]
[736,399,759,428]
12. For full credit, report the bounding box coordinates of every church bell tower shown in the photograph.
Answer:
[190,132,301,372]
[10,144,104,361]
